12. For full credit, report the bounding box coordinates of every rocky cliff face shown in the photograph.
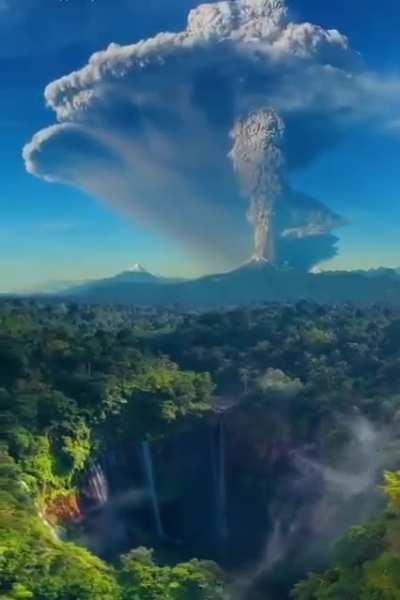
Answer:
[45,492,82,526]
[70,399,386,599]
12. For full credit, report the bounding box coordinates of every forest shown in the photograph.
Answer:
[2,298,400,599]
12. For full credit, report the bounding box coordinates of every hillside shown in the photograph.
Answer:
[2,300,400,599]
[54,262,400,307]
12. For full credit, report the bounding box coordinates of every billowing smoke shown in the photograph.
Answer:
[230,109,285,262]
[23,0,400,271]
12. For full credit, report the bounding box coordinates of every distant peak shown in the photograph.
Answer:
[223,255,275,276]
[126,263,148,273]
[110,263,156,282]
[248,256,270,265]
[240,256,273,270]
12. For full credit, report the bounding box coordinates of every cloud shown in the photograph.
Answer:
[24,0,400,270]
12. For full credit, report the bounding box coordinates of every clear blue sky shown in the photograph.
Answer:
[1,0,400,292]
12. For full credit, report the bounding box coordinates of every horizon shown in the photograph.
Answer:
[6,259,400,297]
[1,0,400,292]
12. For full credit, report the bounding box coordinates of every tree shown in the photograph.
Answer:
[384,471,400,513]
[120,549,224,600]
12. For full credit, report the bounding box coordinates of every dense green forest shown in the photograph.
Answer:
[2,299,400,598]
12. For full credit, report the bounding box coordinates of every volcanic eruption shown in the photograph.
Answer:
[230,109,285,264]
[23,0,400,272]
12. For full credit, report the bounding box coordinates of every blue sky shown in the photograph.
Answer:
[1,0,400,292]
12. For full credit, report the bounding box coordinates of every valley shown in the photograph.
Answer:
[2,300,400,598]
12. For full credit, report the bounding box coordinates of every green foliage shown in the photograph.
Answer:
[59,418,92,472]
[3,300,400,600]
[292,507,398,599]
[0,301,215,499]
[0,300,224,600]
[0,524,122,600]
[0,442,224,600]
[108,362,214,440]
[334,522,386,568]
[384,471,400,513]
[120,548,224,600]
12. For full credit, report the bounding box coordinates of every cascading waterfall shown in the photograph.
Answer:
[215,415,228,547]
[257,518,286,576]
[87,463,109,506]
[141,441,165,540]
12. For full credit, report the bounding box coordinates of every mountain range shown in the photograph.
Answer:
[35,259,400,308]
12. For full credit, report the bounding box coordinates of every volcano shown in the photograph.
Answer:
[40,262,400,308]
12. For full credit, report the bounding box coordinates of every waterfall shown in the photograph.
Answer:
[215,415,228,546]
[141,441,165,540]
[87,463,109,506]
[257,518,285,575]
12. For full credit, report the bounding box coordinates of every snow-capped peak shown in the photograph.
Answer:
[239,255,272,270]
[126,263,147,273]
[248,255,270,265]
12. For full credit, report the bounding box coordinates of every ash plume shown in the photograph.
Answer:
[23,0,400,271]
[230,109,285,263]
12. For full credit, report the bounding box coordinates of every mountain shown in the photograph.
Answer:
[353,266,400,280]
[19,280,81,295]
[54,259,400,308]
[64,264,186,296]
[95,264,162,285]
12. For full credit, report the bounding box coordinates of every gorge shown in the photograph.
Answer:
[77,405,386,598]
[2,299,400,599]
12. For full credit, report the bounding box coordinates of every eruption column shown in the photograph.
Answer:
[230,109,285,263]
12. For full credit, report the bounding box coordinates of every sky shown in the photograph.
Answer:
[1,0,400,292]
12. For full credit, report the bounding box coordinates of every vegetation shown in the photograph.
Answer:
[292,516,398,598]
[1,298,400,598]
[291,472,400,599]
[0,300,220,599]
